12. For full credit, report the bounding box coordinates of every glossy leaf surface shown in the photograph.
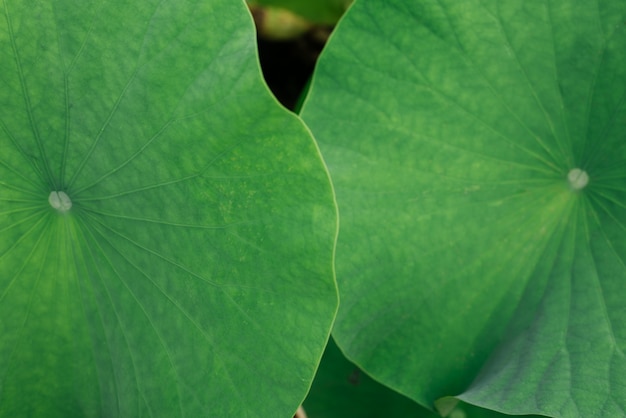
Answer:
[0,0,337,416]
[301,1,626,416]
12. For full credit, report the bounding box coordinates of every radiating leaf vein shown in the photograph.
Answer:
[0,119,48,191]
[71,119,175,195]
[493,2,571,166]
[0,221,52,387]
[70,218,122,416]
[85,216,255,414]
[82,208,242,230]
[81,218,184,417]
[0,212,49,277]
[66,69,140,190]
[3,0,56,187]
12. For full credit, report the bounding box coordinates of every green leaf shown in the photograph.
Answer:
[0,0,337,416]
[301,0,626,417]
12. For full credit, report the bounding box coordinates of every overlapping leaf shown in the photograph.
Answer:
[304,338,430,417]
[301,0,626,416]
[303,338,539,418]
[0,0,337,416]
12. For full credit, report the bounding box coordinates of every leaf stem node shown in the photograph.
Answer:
[49,191,72,212]
[567,168,589,191]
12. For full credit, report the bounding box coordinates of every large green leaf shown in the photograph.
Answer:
[0,0,337,416]
[301,0,626,416]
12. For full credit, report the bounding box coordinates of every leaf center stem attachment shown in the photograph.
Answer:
[49,191,72,212]
[567,168,589,191]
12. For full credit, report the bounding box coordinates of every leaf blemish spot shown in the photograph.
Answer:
[49,191,73,212]
[567,168,589,191]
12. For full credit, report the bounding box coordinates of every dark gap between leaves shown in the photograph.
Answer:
[251,6,333,111]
